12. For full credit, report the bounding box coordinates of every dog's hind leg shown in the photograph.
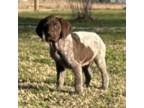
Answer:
[94,56,109,90]
[82,65,92,87]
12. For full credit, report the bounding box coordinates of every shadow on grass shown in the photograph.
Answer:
[18,81,56,92]
[18,82,40,90]
[18,80,75,94]
[18,15,125,28]
[18,16,40,26]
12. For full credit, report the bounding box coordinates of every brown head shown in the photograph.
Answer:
[36,15,71,42]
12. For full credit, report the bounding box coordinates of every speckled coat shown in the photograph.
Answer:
[36,16,109,93]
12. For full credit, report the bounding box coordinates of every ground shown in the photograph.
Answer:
[18,10,126,108]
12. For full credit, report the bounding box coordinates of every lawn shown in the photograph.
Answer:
[18,10,126,108]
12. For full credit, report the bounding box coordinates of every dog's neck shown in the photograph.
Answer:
[49,38,64,52]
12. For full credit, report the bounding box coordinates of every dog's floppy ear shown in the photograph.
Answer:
[36,18,47,40]
[58,18,71,38]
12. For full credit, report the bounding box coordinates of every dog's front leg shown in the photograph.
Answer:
[56,62,65,90]
[72,64,83,93]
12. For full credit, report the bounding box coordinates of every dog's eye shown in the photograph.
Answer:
[55,25,60,30]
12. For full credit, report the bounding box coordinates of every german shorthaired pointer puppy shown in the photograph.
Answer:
[36,15,109,93]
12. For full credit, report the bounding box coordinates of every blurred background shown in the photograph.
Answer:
[18,0,126,11]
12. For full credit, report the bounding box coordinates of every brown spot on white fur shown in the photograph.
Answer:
[71,33,94,64]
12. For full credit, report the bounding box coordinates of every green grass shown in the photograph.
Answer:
[18,10,126,108]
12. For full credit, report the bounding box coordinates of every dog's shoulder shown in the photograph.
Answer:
[71,31,105,48]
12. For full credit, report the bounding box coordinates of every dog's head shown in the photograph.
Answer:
[36,16,71,42]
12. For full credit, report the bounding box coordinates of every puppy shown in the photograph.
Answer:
[36,15,109,93]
